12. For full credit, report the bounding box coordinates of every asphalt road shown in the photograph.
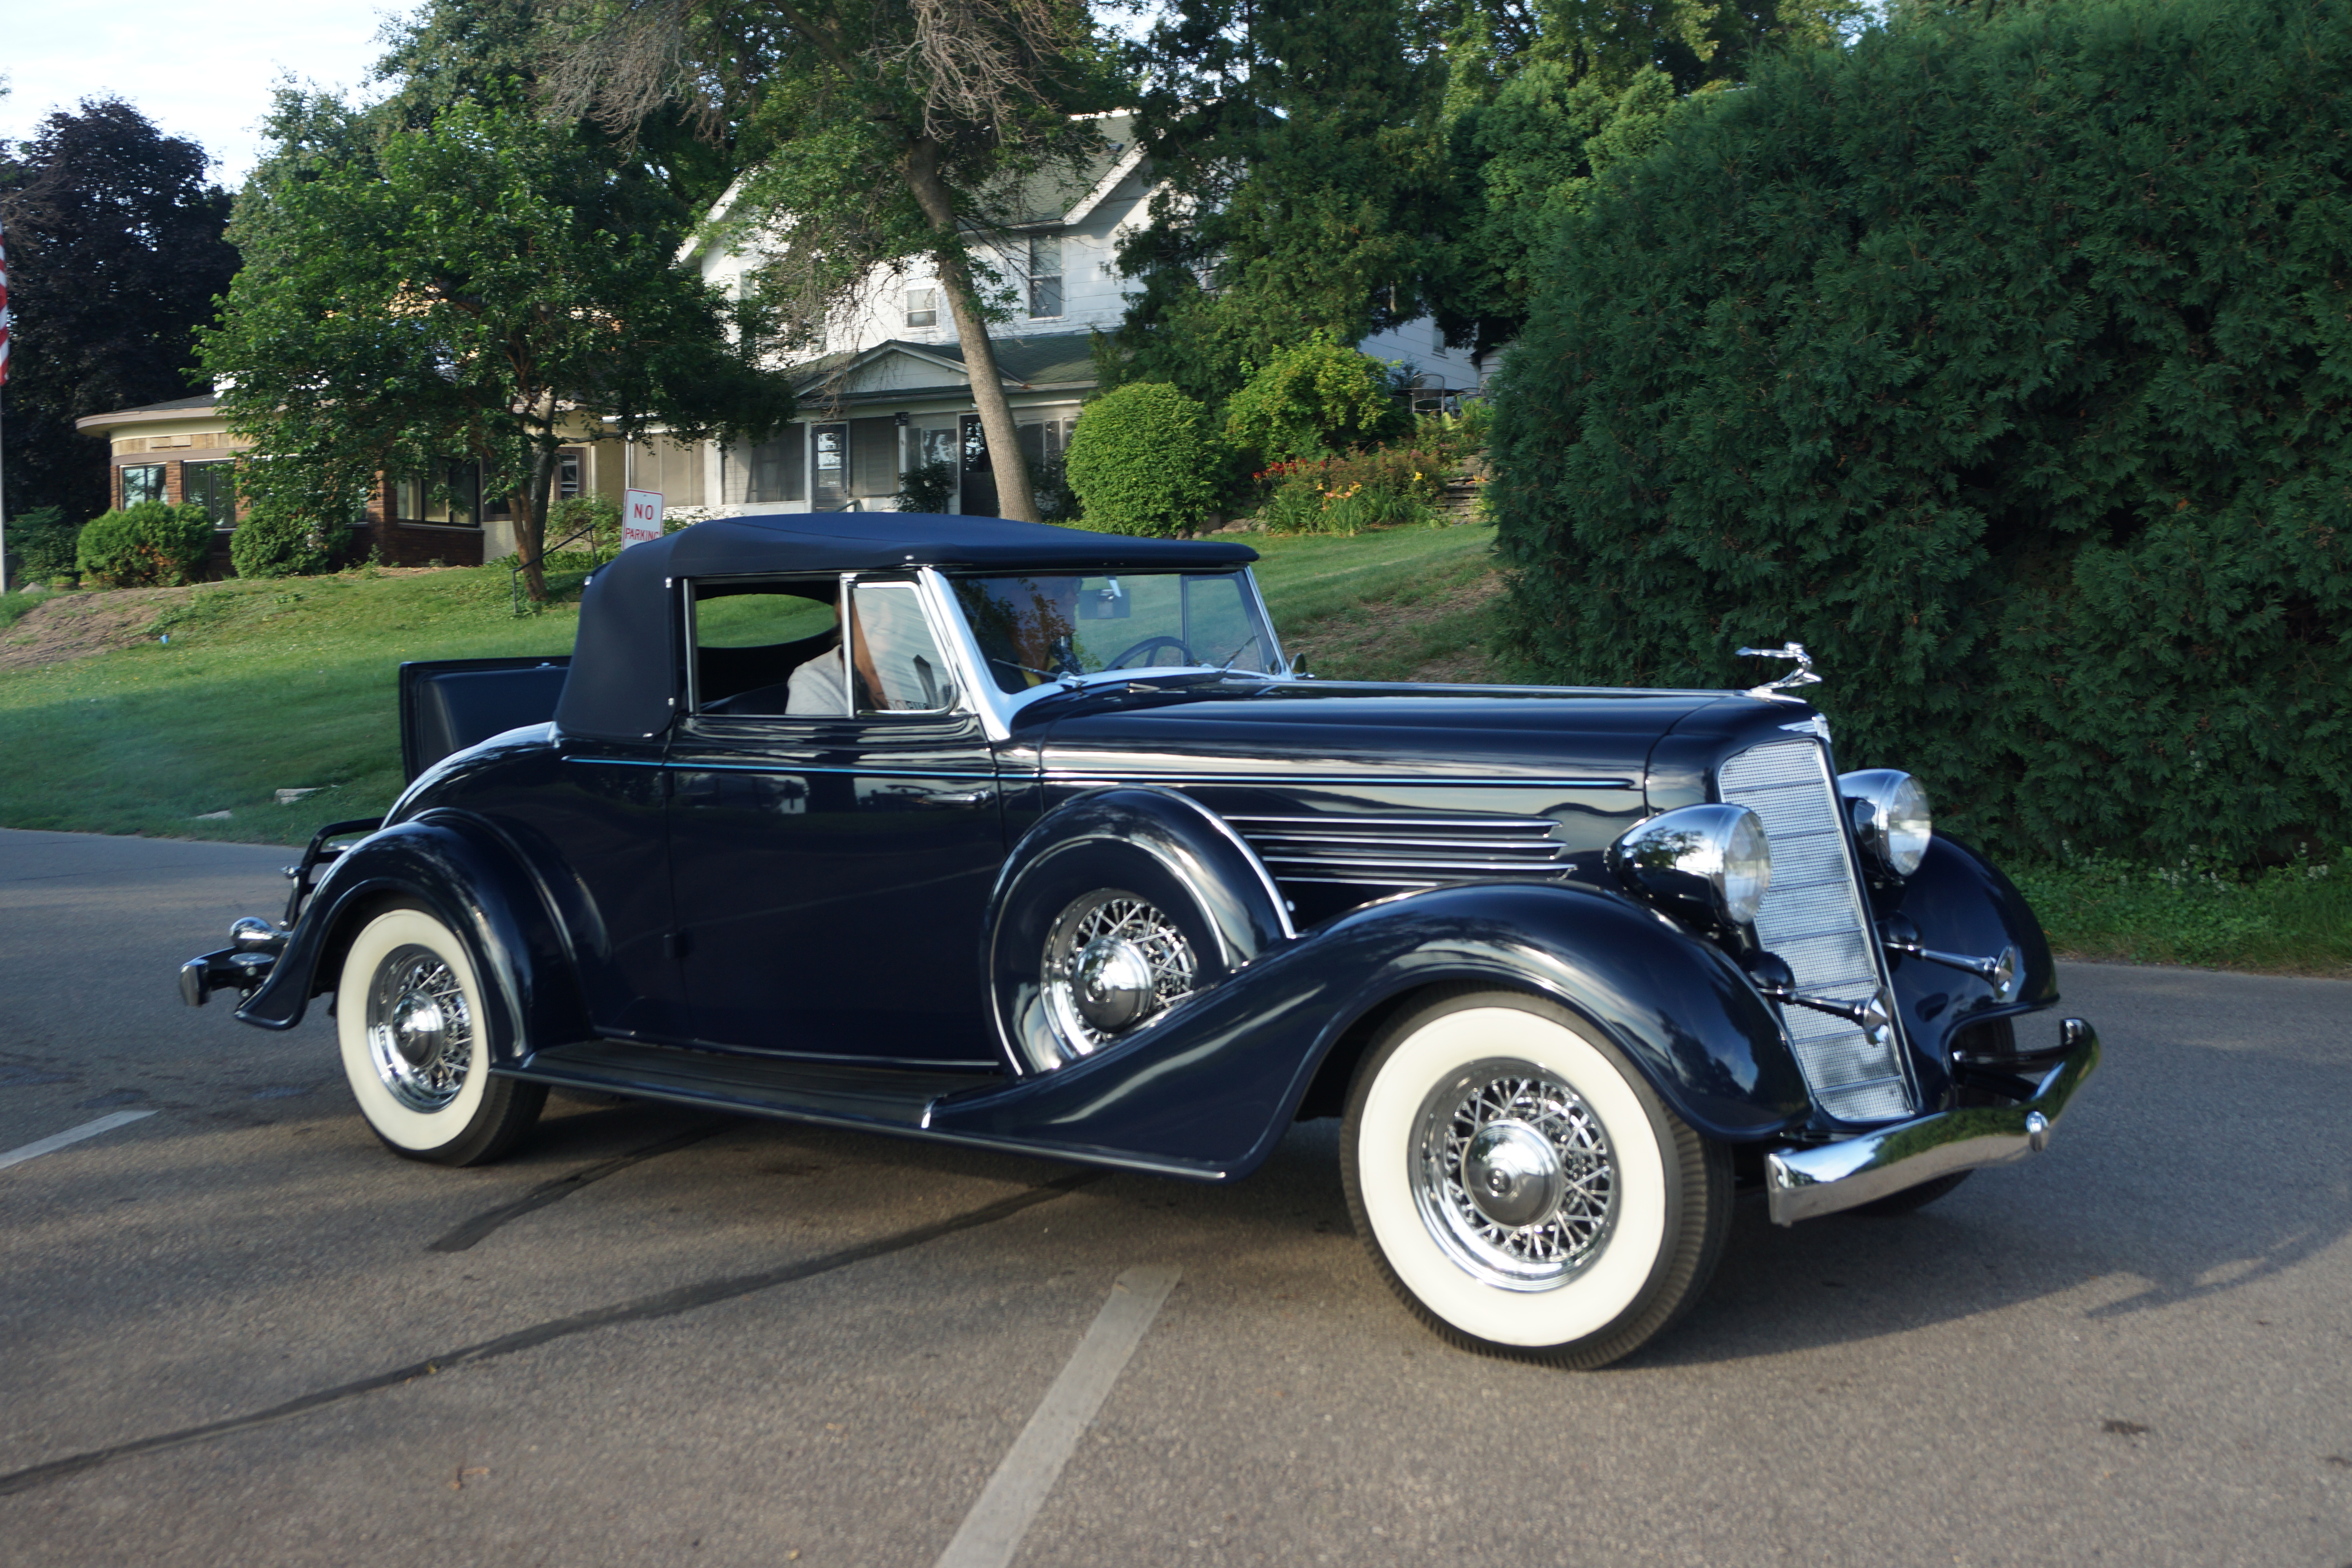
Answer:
[1,824,2347,1568]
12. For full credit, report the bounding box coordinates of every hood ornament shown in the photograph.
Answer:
[1736,642,1821,701]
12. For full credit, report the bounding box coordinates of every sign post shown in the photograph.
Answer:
[621,489,665,550]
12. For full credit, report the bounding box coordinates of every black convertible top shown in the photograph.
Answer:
[554,511,1259,740]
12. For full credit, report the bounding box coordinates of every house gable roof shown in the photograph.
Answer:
[791,333,1096,405]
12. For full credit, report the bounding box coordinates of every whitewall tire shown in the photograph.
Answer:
[1341,988,1730,1368]
[336,904,544,1166]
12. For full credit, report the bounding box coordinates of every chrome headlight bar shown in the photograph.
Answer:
[1607,804,1773,927]
[1839,769,1933,877]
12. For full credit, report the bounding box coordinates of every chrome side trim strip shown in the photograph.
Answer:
[1047,774,1634,790]
[1764,1018,2100,1225]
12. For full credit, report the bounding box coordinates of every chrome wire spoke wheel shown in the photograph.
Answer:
[337,905,543,1166]
[1342,991,1730,1366]
[1041,889,1198,1062]
[1411,1062,1618,1291]
[364,942,475,1112]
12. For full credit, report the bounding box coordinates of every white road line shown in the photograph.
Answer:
[934,1265,1181,1568]
[0,1111,157,1172]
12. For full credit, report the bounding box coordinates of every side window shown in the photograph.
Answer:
[691,579,844,717]
[850,581,959,715]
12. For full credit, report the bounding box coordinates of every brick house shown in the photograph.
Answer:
[71,394,659,573]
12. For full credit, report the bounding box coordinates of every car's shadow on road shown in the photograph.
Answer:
[1640,1029,2352,1368]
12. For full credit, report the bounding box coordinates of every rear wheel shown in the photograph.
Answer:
[1341,988,1730,1368]
[336,905,544,1166]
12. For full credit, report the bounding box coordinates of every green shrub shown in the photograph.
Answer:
[8,506,80,584]
[1064,382,1222,536]
[1223,334,1406,470]
[1257,447,1448,534]
[1411,401,1492,468]
[1492,0,2352,865]
[228,508,345,579]
[545,493,621,555]
[76,502,216,587]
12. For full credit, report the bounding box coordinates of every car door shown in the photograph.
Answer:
[664,573,1007,1067]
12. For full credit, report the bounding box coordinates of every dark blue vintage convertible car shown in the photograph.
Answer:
[181,513,2098,1367]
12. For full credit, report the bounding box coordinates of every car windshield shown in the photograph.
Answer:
[950,571,1276,694]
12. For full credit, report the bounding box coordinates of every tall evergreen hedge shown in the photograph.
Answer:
[1491,0,2352,863]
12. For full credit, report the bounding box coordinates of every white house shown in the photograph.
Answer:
[675,114,1491,519]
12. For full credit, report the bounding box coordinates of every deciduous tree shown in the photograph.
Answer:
[1100,0,1452,406]
[546,0,1115,523]
[0,99,236,525]
[201,94,793,597]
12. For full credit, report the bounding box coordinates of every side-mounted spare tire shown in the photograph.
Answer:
[984,788,1292,1074]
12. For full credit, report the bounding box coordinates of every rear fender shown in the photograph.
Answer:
[927,880,1809,1178]
[234,813,588,1064]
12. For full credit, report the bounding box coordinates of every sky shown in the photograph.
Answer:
[2,0,394,185]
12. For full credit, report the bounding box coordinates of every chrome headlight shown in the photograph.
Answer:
[1840,769,1933,877]
[1607,804,1774,927]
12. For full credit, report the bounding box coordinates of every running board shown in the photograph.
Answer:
[504,1040,1003,1132]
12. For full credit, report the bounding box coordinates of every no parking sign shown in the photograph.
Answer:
[621,489,664,548]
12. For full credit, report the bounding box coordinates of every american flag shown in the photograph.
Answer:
[0,215,11,387]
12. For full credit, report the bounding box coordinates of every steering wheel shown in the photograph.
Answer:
[1105,635,1198,670]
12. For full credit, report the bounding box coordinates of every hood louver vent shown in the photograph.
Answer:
[1227,814,1568,889]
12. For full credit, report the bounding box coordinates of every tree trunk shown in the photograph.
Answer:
[905,138,1037,523]
[508,472,546,603]
[508,394,561,603]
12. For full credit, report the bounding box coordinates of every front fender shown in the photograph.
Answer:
[1874,834,2061,1086]
[234,812,588,1063]
[927,880,1809,1179]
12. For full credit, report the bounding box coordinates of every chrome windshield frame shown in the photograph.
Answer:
[917,564,1289,741]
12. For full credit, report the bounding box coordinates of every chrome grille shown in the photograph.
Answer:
[1227,814,1568,889]
[1717,739,1914,1123]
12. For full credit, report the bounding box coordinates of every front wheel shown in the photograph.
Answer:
[1341,988,1730,1368]
[336,904,544,1166]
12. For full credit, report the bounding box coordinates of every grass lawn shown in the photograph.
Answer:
[0,561,591,844]
[2,522,2340,977]
[2008,851,2351,978]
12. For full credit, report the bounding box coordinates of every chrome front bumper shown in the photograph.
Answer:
[1764,1017,2101,1225]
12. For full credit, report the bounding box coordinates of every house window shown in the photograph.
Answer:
[905,288,938,328]
[122,465,167,507]
[1027,234,1063,319]
[628,436,705,507]
[1016,413,1078,468]
[809,418,902,512]
[558,449,584,500]
[394,460,484,525]
[183,460,236,526]
[745,429,806,504]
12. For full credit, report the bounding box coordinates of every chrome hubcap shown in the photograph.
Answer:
[1412,1062,1617,1291]
[1072,936,1156,1033]
[366,944,473,1111]
[1042,891,1196,1066]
